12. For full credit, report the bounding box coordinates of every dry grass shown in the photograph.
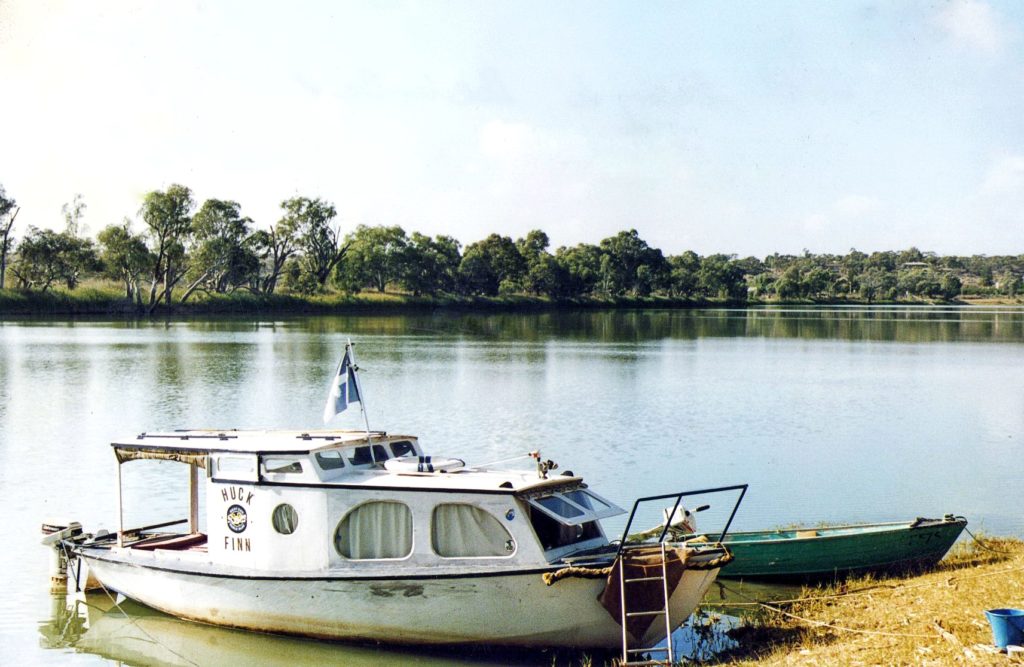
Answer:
[706,537,1024,665]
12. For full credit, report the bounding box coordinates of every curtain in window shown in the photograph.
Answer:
[335,501,412,559]
[432,504,512,557]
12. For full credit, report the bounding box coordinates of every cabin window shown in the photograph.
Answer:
[390,440,416,457]
[523,489,624,553]
[214,454,258,482]
[534,495,585,520]
[526,489,625,525]
[431,504,515,558]
[563,489,613,513]
[347,444,390,466]
[334,501,412,559]
[315,450,346,470]
[263,458,303,474]
[528,509,602,552]
[272,504,299,535]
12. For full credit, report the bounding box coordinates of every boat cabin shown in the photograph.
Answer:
[108,429,626,573]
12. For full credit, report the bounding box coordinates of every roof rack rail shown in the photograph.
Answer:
[137,433,238,441]
[296,431,387,441]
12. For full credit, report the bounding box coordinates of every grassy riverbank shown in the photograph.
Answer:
[707,536,1024,665]
[0,284,737,316]
[2,283,1019,317]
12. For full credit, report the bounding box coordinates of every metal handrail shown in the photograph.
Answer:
[615,483,748,558]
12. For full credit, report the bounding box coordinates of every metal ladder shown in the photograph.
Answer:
[618,541,674,666]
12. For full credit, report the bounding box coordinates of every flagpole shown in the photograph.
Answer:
[346,339,376,463]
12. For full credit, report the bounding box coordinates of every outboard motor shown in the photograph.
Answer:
[662,504,710,537]
[41,519,82,594]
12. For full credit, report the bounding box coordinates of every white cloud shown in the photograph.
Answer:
[982,155,1024,195]
[934,0,1008,54]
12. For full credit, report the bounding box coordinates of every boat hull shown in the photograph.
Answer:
[78,549,721,649]
[712,517,967,581]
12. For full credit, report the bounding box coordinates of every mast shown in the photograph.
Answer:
[347,339,376,463]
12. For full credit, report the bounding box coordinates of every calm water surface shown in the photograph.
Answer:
[2,307,1022,665]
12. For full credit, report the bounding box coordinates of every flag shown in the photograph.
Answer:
[322,345,361,423]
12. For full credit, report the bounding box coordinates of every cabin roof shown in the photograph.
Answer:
[112,429,410,456]
[111,429,586,495]
[318,467,584,494]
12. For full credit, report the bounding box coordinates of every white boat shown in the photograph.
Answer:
[54,428,741,654]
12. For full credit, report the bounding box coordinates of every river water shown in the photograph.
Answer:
[2,306,1022,665]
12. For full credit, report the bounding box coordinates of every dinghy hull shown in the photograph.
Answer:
[710,516,967,580]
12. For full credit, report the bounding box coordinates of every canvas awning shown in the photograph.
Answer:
[114,446,208,468]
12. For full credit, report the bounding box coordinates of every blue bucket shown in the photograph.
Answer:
[984,608,1024,648]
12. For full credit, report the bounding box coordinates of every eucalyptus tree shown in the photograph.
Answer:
[554,243,601,297]
[516,229,566,296]
[458,234,525,296]
[180,199,258,301]
[0,184,18,289]
[140,184,195,310]
[399,233,461,296]
[279,196,346,292]
[62,194,87,236]
[668,251,700,298]
[9,226,99,291]
[338,224,409,293]
[597,229,669,296]
[696,254,746,300]
[940,274,962,300]
[250,204,303,294]
[774,265,802,299]
[97,220,153,304]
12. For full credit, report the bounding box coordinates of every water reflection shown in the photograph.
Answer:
[285,307,1024,344]
[5,306,1024,344]
[40,593,592,667]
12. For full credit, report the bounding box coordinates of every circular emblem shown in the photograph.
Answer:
[226,504,248,533]
[505,509,516,521]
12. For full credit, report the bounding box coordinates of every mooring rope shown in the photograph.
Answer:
[962,526,1018,555]
[61,542,201,667]
[707,560,1024,609]
[716,582,938,639]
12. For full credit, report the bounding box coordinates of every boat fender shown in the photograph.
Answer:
[383,456,466,473]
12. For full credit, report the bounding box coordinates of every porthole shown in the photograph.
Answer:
[272,503,299,535]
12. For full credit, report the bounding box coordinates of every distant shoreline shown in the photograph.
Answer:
[1,287,1021,318]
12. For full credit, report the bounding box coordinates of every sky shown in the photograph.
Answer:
[1,0,1023,257]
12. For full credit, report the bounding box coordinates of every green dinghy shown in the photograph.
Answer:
[699,515,968,581]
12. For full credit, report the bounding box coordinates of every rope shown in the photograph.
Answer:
[687,549,735,571]
[963,526,1018,555]
[543,544,733,584]
[707,561,1024,609]
[61,543,201,667]
[716,582,938,640]
[94,577,202,667]
[542,565,612,585]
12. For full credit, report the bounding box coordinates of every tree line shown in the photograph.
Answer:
[1,182,1022,311]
